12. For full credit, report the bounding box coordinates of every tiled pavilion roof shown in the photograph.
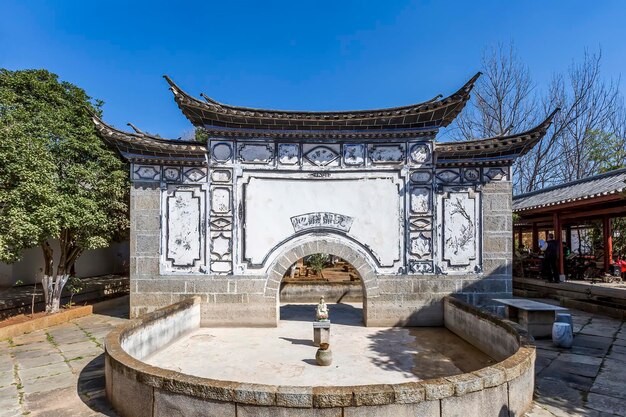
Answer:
[513,168,626,212]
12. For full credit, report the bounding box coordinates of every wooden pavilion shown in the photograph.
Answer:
[513,168,626,279]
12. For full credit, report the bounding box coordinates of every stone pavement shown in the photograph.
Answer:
[0,300,127,417]
[0,298,625,416]
[526,302,626,417]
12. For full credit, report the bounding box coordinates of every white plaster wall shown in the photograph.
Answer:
[243,176,402,268]
[0,240,129,287]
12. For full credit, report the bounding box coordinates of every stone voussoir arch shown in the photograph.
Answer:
[263,234,380,301]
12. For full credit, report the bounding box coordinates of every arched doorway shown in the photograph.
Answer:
[264,235,380,326]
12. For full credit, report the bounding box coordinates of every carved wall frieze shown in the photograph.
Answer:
[278,143,300,165]
[133,165,160,181]
[368,144,405,164]
[238,143,274,164]
[304,146,340,167]
[343,144,365,166]
[211,141,233,163]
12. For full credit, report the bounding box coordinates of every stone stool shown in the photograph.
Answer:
[555,313,573,328]
[313,321,330,347]
[552,322,573,348]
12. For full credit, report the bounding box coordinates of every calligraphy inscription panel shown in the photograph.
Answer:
[291,212,354,233]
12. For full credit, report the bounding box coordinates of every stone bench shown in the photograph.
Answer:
[493,298,568,338]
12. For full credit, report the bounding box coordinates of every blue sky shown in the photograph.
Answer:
[1,0,625,138]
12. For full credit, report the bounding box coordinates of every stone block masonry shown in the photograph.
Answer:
[129,176,514,326]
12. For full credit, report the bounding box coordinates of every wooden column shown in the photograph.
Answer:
[603,215,613,273]
[532,223,539,252]
[553,212,565,280]
[518,229,524,250]
[565,225,572,248]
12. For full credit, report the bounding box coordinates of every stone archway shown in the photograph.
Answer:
[263,234,380,326]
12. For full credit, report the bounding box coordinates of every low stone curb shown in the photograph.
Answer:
[0,295,128,340]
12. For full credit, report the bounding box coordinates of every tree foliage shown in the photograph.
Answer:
[0,69,129,312]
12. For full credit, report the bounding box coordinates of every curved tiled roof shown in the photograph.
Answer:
[163,73,481,131]
[513,168,626,212]
[92,116,207,166]
[435,109,559,166]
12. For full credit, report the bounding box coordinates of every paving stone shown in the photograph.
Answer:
[605,344,626,364]
[0,370,16,388]
[534,377,595,417]
[22,371,75,394]
[525,403,559,417]
[15,352,66,369]
[557,353,603,366]
[0,407,23,417]
[25,386,106,417]
[12,332,48,345]
[19,361,72,381]
[0,357,14,373]
[589,359,626,400]
[586,392,626,416]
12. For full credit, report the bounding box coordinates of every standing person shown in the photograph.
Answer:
[544,233,560,283]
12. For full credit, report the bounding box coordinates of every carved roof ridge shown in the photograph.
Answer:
[163,73,481,130]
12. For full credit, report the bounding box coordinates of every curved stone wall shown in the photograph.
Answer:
[105,296,535,417]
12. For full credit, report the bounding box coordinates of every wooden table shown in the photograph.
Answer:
[493,298,568,338]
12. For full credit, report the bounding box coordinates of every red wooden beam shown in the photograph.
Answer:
[603,216,613,273]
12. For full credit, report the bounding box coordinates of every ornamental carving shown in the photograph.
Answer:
[278,144,299,165]
[304,146,339,166]
[344,144,365,166]
[368,144,404,164]
[238,143,274,164]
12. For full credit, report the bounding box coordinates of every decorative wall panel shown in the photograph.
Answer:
[133,165,160,181]
[407,167,435,274]
[343,144,365,166]
[368,144,404,164]
[238,143,274,164]
[278,144,300,165]
[436,187,481,273]
[161,185,205,272]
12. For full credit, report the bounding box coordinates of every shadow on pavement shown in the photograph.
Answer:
[77,354,119,417]
[280,303,363,326]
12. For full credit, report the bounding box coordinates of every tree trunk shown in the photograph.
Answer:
[40,236,82,314]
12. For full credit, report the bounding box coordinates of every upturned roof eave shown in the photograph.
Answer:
[163,72,481,129]
[435,109,558,161]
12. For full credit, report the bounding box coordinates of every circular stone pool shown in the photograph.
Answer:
[105,296,535,417]
[145,304,495,386]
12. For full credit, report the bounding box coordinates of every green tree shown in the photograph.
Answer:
[588,130,626,173]
[588,129,626,257]
[307,254,329,276]
[0,69,129,313]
